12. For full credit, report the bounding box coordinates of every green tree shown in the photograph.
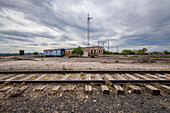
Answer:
[103,49,109,54]
[121,49,135,55]
[72,46,84,57]
[136,50,143,55]
[141,48,148,53]
[164,50,170,54]
[33,52,38,55]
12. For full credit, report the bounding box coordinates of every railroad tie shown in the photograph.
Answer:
[85,74,92,94]
[67,74,80,91]
[35,74,58,92]
[96,74,110,94]
[156,73,170,80]
[35,74,47,80]
[146,74,170,94]
[0,74,12,80]
[51,74,70,93]
[105,74,124,94]
[0,86,12,92]
[5,74,25,81]
[126,73,161,95]
[5,85,29,98]
[19,74,35,80]
[116,74,141,94]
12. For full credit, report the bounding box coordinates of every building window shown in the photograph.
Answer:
[94,50,96,54]
[91,50,93,54]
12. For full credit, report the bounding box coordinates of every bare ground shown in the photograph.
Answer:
[0,55,170,71]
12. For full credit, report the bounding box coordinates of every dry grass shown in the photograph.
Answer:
[29,74,39,80]
[67,74,76,80]
[80,72,85,76]
[0,81,10,88]
[18,74,28,78]
[90,74,96,79]
[12,83,18,87]
[105,81,113,89]
[41,74,54,80]
[124,83,131,90]
[152,83,161,88]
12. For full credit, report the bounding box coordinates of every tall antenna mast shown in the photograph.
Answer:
[108,42,109,52]
[87,13,92,47]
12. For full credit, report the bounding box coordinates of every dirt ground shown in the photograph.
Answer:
[0,55,170,71]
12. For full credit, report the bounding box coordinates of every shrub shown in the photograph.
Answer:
[121,49,135,55]
[164,50,170,54]
[91,55,95,58]
[33,52,38,55]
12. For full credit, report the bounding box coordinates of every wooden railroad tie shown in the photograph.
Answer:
[105,74,124,94]
[116,74,141,94]
[51,74,70,93]
[125,73,161,95]
[85,74,92,94]
[96,74,110,94]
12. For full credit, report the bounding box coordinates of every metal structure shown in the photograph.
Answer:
[87,13,92,47]
[108,42,109,52]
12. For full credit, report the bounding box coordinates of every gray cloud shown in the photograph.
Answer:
[0,0,170,53]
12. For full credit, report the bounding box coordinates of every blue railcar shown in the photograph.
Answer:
[44,49,65,57]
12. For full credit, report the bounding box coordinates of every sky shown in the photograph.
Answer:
[0,0,170,53]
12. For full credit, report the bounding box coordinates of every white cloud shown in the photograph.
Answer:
[0,0,170,53]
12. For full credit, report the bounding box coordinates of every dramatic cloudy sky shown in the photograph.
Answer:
[0,0,170,53]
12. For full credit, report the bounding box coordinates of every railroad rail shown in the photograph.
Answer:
[0,71,170,96]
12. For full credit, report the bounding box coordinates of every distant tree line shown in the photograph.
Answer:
[104,48,170,55]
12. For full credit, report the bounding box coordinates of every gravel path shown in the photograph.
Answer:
[0,85,169,113]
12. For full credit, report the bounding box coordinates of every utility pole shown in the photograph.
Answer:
[87,13,92,47]
[117,45,118,52]
[103,42,104,49]
[108,42,109,52]
[98,41,99,46]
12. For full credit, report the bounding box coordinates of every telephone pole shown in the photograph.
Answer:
[103,42,104,49]
[87,13,92,47]
[117,45,118,52]
[108,42,109,52]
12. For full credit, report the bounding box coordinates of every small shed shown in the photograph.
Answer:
[19,50,24,55]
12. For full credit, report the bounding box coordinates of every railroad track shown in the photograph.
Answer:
[0,71,170,98]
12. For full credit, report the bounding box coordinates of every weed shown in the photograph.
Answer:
[12,83,18,87]
[153,83,161,88]
[62,68,68,71]
[91,55,95,58]
[124,83,131,89]
[61,65,68,71]
[105,81,112,86]
[115,60,119,63]
[90,83,95,87]
[80,72,85,76]
[0,81,10,88]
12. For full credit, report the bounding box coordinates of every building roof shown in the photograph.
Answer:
[44,48,65,51]
[44,46,103,51]
[65,46,103,50]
